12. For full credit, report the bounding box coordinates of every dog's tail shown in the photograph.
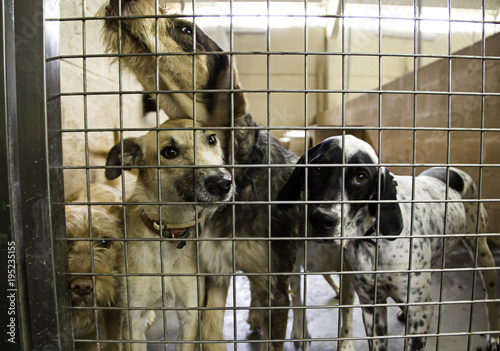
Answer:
[420,167,488,233]
[420,167,474,198]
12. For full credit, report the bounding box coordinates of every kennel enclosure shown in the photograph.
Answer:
[2,0,500,350]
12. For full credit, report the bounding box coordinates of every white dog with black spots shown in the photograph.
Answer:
[278,135,499,351]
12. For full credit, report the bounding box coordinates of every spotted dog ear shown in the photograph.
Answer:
[370,168,404,238]
[277,155,306,211]
[105,138,143,180]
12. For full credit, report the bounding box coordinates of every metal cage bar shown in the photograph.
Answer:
[3,0,72,349]
[2,0,499,350]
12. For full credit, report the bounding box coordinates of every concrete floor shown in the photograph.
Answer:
[146,243,500,351]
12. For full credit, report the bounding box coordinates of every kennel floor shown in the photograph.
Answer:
[146,242,500,351]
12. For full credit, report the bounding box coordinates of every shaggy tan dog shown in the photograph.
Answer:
[101,0,246,124]
[66,184,126,351]
[105,118,233,351]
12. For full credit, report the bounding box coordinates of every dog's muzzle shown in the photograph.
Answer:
[306,207,343,246]
[309,207,339,234]
[205,175,232,197]
[198,172,233,202]
[70,277,93,297]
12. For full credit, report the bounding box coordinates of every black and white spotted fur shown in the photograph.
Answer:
[278,135,499,351]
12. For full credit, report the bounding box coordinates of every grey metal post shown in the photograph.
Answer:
[2,0,73,349]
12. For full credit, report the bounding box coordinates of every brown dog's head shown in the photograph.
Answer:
[65,187,124,336]
[105,119,233,213]
[102,0,247,124]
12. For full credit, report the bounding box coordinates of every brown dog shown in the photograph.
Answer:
[101,0,246,124]
[102,2,302,350]
[66,184,126,350]
[105,118,233,351]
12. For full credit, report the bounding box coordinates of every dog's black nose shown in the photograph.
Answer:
[205,176,232,196]
[309,208,338,231]
[71,277,93,297]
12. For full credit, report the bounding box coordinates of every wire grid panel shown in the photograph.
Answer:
[50,0,500,350]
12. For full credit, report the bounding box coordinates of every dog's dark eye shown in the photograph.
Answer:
[311,167,321,175]
[207,134,217,146]
[161,146,178,158]
[354,172,368,184]
[181,26,192,35]
[97,240,111,249]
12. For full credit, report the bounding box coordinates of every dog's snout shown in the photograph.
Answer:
[205,176,232,196]
[310,208,338,231]
[71,277,93,297]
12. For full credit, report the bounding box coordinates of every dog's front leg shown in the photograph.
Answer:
[466,237,500,350]
[397,271,433,351]
[403,298,432,351]
[290,245,310,350]
[128,309,149,351]
[103,308,126,351]
[270,275,290,351]
[338,274,356,351]
[176,309,200,351]
[247,274,289,351]
[176,275,204,351]
[360,296,388,351]
[247,280,265,331]
[202,276,230,351]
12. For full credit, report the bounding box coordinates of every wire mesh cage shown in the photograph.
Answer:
[3,0,500,350]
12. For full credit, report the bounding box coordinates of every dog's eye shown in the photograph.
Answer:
[181,26,192,35]
[311,167,321,175]
[207,134,217,146]
[161,146,178,158]
[354,172,368,184]
[97,240,111,249]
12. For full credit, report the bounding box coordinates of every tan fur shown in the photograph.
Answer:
[101,0,248,124]
[101,3,297,350]
[102,0,213,122]
[105,118,233,351]
[66,184,126,351]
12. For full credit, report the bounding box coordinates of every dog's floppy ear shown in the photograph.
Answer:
[210,55,248,127]
[277,141,327,211]
[371,168,404,238]
[231,64,248,118]
[105,138,143,180]
[277,155,306,211]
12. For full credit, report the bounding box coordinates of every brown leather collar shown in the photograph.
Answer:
[139,209,200,249]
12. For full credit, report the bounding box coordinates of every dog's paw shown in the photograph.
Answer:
[247,310,262,331]
[396,308,406,322]
[291,327,311,350]
[145,310,156,328]
[487,335,500,351]
[339,340,356,351]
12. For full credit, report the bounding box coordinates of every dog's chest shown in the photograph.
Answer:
[199,238,233,276]
[127,237,196,271]
[124,225,199,306]
[345,237,433,271]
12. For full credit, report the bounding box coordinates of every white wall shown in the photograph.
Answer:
[324,25,490,110]
[60,0,164,196]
